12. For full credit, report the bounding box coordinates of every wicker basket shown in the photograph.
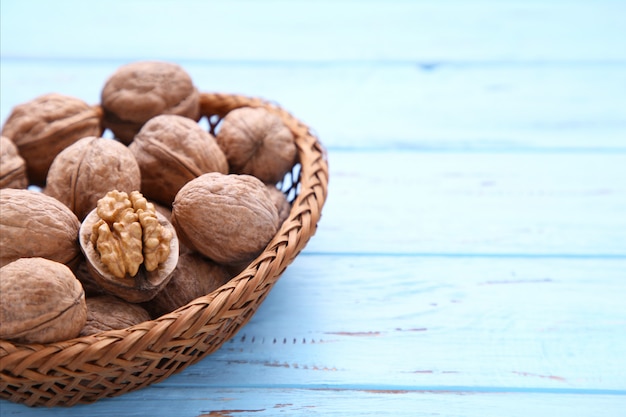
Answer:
[0,92,329,407]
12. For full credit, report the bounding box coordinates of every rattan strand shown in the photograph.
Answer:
[0,93,329,407]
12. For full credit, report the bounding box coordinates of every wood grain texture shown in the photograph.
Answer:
[2,389,626,417]
[307,151,626,255]
[158,256,626,393]
[1,256,625,415]
[2,0,625,62]
[2,62,625,150]
[1,0,625,415]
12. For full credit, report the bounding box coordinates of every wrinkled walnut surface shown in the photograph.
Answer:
[216,106,296,184]
[0,188,81,268]
[0,93,102,185]
[101,61,200,143]
[129,114,228,205]
[80,295,151,336]
[91,190,173,277]
[73,258,106,297]
[144,252,232,318]
[0,135,28,189]
[266,185,291,226]
[0,257,87,344]
[171,173,279,265]
[80,190,179,303]
[45,136,141,220]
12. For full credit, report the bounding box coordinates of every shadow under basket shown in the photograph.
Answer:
[0,93,329,407]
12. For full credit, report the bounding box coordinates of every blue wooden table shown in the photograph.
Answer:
[1,1,625,415]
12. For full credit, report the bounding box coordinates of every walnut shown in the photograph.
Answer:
[152,201,173,219]
[73,258,106,297]
[91,190,171,277]
[79,190,179,303]
[171,173,279,265]
[0,93,102,185]
[150,202,193,256]
[129,114,228,205]
[144,252,232,318]
[101,61,200,144]
[0,136,28,189]
[266,184,291,226]
[215,106,296,184]
[80,295,151,336]
[44,136,141,220]
[0,188,81,268]
[0,257,87,344]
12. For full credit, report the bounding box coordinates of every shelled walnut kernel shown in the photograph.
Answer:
[79,190,179,303]
[91,190,172,278]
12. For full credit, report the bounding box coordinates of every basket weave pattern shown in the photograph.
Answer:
[0,93,329,406]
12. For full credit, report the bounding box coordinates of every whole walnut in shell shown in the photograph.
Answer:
[0,188,81,268]
[129,114,227,205]
[101,61,200,144]
[79,190,179,303]
[80,295,151,336]
[171,172,279,265]
[216,106,296,184]
[0,257,87,344]
[144,252,232,318]
[0,93,102,185]
[0,136,28,189]
[45,136,141,220]
[266,184,291,226]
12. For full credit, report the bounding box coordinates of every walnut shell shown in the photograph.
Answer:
[144,252,232,318]
[129,114,228,205]
[45,136,142,220]
[266,185,291,226]
[73,257,106,297]
[0,257,87,344]
[0,188,81,268]
[171,173,280,265]
[151,202,193,256]
[216,106,296,184]
[80,295,151,336]
[0,93,102,185]
[0,136,28,189]
[153,202,173,219]
[101,61,200,144]
[79,203,179,303]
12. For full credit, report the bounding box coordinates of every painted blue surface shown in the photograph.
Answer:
[1,1,625,416]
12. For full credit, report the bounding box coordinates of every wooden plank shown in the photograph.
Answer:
[1,68,623,256]
[156,256,626,392]
[2,255,625,415]
[2,389,626,417]
[1,0,625,62]
[307,151,626,255]
[1,61,625,150]
[1,2,624,415]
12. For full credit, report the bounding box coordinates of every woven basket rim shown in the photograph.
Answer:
[0,92,329,407]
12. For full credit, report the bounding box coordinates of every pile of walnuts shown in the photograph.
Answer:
[0,61,296,344]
